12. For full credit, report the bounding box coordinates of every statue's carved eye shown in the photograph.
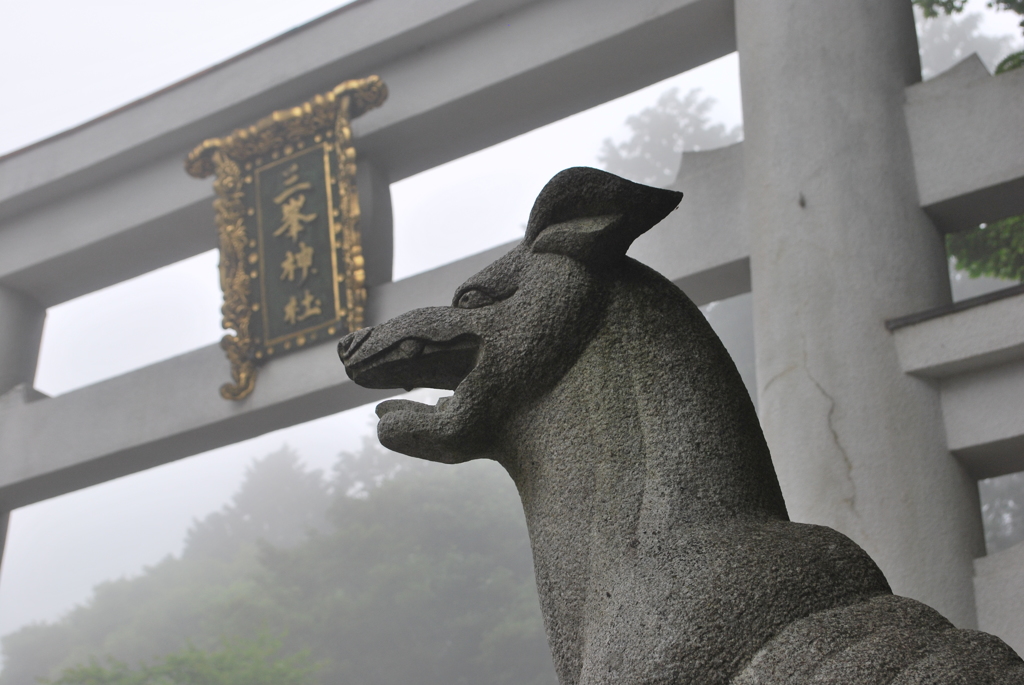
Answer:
[455,288,496,309]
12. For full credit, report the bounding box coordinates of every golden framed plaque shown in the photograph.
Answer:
[186,76,387,400]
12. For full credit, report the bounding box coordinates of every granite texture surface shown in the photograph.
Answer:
[340,168,1024,684]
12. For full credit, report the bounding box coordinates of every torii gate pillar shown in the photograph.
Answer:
[0,285,43,400]
[736,0,984,627]
[0,284,45,566]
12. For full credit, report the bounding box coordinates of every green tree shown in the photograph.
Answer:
[916,6,1017,78]
[184,446,331,560]
[916,0,1024,20]
[914,1,1024,71]
[597,87,741,186]
[946,215,1024,282]
[914,1,1024,70]
[979,472,1024,554]
[0,447,335,685]
[1,442,555,685]
[219,451,554,685]
[915,0,1024,72]
[913,0,1024,70]
[44,635,317,685]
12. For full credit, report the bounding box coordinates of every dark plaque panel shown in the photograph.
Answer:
[254,145,338,348]
[186,76,387,399]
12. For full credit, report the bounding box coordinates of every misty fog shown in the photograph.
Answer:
[1,1,1022,681]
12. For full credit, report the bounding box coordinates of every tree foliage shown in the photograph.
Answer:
[995,49,1024,70]
[184,447,331,560]
[980,472,1024,554]
[916,7,1017,78]
[946,215,1024,281]
[1,444,555,685]
[915,0,1024,26]
[913,0,1024,72]
[43,635,317,685]
[597,87,741,187]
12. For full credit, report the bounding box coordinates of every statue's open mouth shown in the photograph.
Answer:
[341,331,481,395]
[373,392,458,419]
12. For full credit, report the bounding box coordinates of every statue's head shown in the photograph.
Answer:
[339,168,681,463]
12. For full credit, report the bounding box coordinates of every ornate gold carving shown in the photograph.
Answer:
[186,76,387,400]
[185,76,387,178]
[211,150,257,400]
[333,103,367,334]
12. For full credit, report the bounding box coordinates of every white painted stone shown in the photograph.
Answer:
[906,55,1024,231]
[942,359,1024,479]
[893,292,1024,378]
[0,285,44,398]
[0,226,757,512]
[0,243,506,510]
[736,0,984,627]
[0,285,43,565]
[975,541,1024,657]
[0,154,213,306]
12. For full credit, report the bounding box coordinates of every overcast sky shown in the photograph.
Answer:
[0,0,1020,649]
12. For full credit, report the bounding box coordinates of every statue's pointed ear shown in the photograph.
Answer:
[531,214,628,263]
[526,167,682,266]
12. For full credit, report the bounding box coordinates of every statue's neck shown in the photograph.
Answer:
[504,271,787,527]
[500,325,786,685]
[496,265,788,685]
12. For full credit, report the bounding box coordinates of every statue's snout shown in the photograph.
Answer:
[338,327,374,362]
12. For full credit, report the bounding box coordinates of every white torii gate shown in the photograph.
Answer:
[0,0,1022,646]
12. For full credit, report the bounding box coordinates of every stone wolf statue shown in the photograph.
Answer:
[339,168,1023,684]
